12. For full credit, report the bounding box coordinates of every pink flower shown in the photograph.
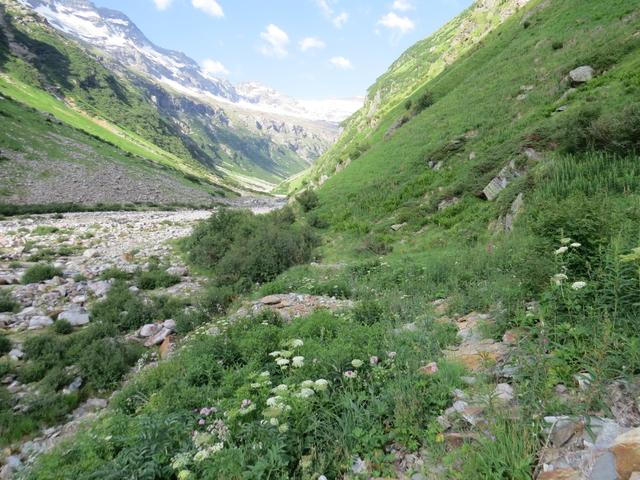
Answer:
[370,356,379,365]
[241,399,252,409]
[198,418,206,426]
[387,351,397,359]
[343,370,357,379]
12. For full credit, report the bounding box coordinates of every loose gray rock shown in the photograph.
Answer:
[28,316,54,330]
[139,323,161,338]
[569,65,595,84]
[58,309,90,327]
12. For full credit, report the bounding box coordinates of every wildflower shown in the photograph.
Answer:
[269,351,282,357]
[269,417,279,426]
[552,273,568,285]
[560,238,572,245]
[177,470,192,480]
[555,246,569,255]
[250,382,262,389]
[319,476,328,480]
[292,356,305,368]
[571,281,587,290]
[266,396,283,407]
[171,453,191,470]
[239,399,256,415]
[241,399,252,409]
[198,418,206,426]
[301,380,315,388]
[276,358,290,367]
[272,384,288,393]
[290,339,304,348]
[278,424,289,433]
[343,370,357,379]
[314,379,329,391]
[370,356,379,365]
[570,242,581,248]
[351,359,364,368]
[296,388,315,398]
[279,350,293,358]
[259,371,270,377]
[388,351,397,359]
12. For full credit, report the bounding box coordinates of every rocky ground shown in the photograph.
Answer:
[0,210,214,477]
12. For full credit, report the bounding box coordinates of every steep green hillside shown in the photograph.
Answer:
[294,0,537,190]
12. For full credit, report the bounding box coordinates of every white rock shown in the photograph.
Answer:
[139,323,161,338]
[163,319,177,332]
[144,327,171,347]
[58,309,90,327]
[569,65,595,84]
[494,383,514,403]
[83,248,98,258]
[8,349,23,361]
[28,316,54,329]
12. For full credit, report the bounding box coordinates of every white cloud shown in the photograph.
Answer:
[314,0,349,28]
[330,56,353,70]
[201,59,229,76]
[259,24,290,58]
[299,37,326,52]
[315,0,333,17]
[153,0,173,10]
[333,11,349,28]
[378,12,415,34]
[191,0,224,17]
[392,0,414,11]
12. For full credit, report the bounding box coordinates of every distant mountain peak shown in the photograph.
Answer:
[18,0,362,122]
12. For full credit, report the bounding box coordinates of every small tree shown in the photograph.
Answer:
[296,189,320,212]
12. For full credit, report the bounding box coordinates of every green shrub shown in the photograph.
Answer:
[0,290,19,313]
[353,299,385,325]
[90,282,155,332]
[199,285,235,314]
[296,189,320,212]
[22,263,63,284]
[185,208,317,290]
[0,335,11,356]
[552,40,564,50]
[100,267,133,281]
[414,91,434,113]
[137,268,180,290]
[78,338,144,390]
[23,333,67,368]
[53,319,73,335]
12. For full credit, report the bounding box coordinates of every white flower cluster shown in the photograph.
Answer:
[552,238,587,290]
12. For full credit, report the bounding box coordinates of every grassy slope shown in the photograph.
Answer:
[19,0,640,478]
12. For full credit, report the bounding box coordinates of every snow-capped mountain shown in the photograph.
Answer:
[17,0,362,123]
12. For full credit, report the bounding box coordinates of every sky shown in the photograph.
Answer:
[94,0,473,100]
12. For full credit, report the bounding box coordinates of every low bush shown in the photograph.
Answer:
[184,208,317,290]
[0,290,19,313]
[137,268,180,290]
[90,281,156,332]
[199,285,236,315]
[53,319,73,335]
[78,338,144,390]
[0,335,11,356]
[22,264,63,284]
[296,189,320,212]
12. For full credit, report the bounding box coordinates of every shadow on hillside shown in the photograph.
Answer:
[0,10,72,93]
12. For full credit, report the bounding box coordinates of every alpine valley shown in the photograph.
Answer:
[0,0,362,206]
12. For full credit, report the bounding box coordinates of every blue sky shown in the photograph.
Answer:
[95,0,472,100]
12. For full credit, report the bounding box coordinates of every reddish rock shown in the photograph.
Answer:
[261,295,282,305]
[444,432,480,448]
[419,362,439,376]
[159,336,174,359]
[537,468,580,480]
[613,427,640,480]
[502,329,523,345]
[445,339,508,371]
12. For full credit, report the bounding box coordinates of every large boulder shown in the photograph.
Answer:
[613,428,640,479]
[569,65,595,84]
[58,309,90,327]
[482,160,521,201]
[28,316,54,330]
